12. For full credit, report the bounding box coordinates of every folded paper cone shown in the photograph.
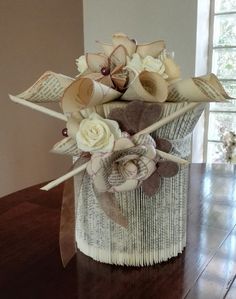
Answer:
[62,78,121,114]
[167,73,230,102]
[121,71,168,103]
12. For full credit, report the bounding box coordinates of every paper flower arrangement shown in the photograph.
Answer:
[9,32,230,196]
[9,32,231,265]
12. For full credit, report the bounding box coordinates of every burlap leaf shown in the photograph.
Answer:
[108,101,163,134]
[142,169,161,197]
[156,138,172,153]
[157,161,179,177]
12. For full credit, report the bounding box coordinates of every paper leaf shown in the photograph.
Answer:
[51,137,81,156]
[136,40,165,58]
[16,71,74,103]
[96,41,114,56]
[110,45,127,66]
[86,53,108,72]
[112,33,136,57]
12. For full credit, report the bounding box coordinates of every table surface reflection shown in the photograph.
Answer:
[0,164,236,299]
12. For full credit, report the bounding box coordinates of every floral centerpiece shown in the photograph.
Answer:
[10,33,230,266]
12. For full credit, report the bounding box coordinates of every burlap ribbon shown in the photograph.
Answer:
[59,156,88,266]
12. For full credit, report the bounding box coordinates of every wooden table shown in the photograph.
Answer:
[0,164,236,299]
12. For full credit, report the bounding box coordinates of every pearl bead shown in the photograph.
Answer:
[62,128,68,137]
[101,67,110,76]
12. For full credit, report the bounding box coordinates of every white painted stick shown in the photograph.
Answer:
[41,149,188,191]
[9,95,67,121]
[41,102,198,191]
[40,163,87,191]
[156,150,188,165]
[134,102,200,137]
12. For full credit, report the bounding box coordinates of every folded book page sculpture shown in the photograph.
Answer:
[10,33,230,266]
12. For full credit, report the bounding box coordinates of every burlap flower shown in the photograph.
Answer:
[86,133,157,193]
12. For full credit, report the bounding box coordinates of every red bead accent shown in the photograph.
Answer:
[101,67,110,76]
[62,128,68,137]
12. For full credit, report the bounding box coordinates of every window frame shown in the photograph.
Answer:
[204,0,236,162]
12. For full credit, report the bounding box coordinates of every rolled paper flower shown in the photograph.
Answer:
[76,113,121,153]
[86,134,157,193]
[121,70,168,103]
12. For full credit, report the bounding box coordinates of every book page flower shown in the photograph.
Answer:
[107,101,179,196]
[86,134,157,193]
[80,45,128,90]
[76,113,121,153]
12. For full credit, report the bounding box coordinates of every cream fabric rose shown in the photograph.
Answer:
[142,56,167,78]
[76,113,121,153]
[127,53,168,79]
[126,53,143,73]
[76,55,88,73]
[86,134,157,192]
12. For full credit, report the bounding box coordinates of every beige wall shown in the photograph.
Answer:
[83,0,198,78]
[0,0,84,197]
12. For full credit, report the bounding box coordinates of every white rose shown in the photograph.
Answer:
[76,113,121,153]
[142,56,168,78]
[126,53,168,79]
[76,55,88,73]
